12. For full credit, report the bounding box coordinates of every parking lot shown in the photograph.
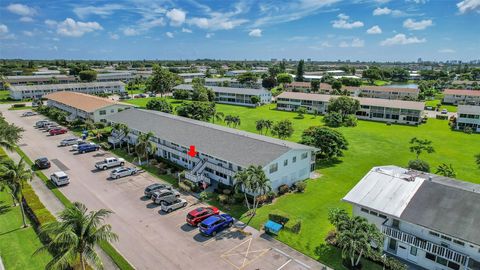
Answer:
[2,108,326,270]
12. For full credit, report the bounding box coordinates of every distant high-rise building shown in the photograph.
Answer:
[417,57,422,63]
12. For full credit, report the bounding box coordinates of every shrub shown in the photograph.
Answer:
[268,210,290,225]
[199,191,209,201]
[94,122,106,129]
[178,182,191,192]
[217,194,229,204]
[233,192,244,203]
[285,220,302,234]
[344,114,358,127]
[99,142,111,150]
[222,189,232,195]
[408,159,430,172]
[278,184,289,195]
[295,181,307,193]
[436,115,448,120]
[324,112,343,127]
[12,103,26,108]
[150,159,159,166]
[256,194,269,205]
[464,127,473,134]
[173,89,190,100]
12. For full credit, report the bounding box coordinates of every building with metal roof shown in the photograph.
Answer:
[343,166,480,270]
[106,109,317,191]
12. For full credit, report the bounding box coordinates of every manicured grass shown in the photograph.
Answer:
[0,90,9,99]
[0,190,52,270]
[425,99,458,112]
[373,80,389,86]
[125,98,480,268]
[8,106,33,111]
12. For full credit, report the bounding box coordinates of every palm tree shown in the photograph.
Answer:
[212,111,224,124]
[233,170,252,212]
[134,132,157,165]
[475,153,480,169]
[0,157,33,227]
[232,116,241,128]
[0,115,24,151]
[263,120,273,135]
[224,115,234,127]
[36,202,118,270]
[255,119,265,134]
[436,163,456,177]
[246,165,271,215]
[84,119,95,131]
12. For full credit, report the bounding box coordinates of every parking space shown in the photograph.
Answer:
[2,107,326,270]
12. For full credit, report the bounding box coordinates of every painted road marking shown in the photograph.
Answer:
[220,238,270,270]
[277,259,292,270]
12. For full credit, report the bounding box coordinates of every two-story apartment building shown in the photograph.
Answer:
[9,81,126,100]
[45,91,134,122]
[357,86,419,100]
[343,166,480,270]
[276,92,424,125]
[443,89,480,105]
[173,84,272,107]
[3,75,77,89]
[106,109,317,191]
[456,105,480,133]
[177,73,206,80]
[96,72,135,82]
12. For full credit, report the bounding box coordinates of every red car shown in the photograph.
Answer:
[186,206,220,226]
[49,127,68,136]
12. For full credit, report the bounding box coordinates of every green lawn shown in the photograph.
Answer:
[425,99,458,112]
[0,191,52,270]
[124,98,480,269]
[8,106,33,111]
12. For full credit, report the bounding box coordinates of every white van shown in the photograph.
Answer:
[50,171,70,186]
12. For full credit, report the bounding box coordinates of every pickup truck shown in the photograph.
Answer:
[95,157,125,170]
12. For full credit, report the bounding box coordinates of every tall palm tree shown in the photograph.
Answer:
[119,124,131,154]
[436,163,456,177]
[36,202,118,270]
[263,120,273,135]
[233,169,252,211]
[0,157,33,227]
[255,119,265,134]
[232,116,241,128]
[0,115,24,151]
[224,115,234,127]
[246,165,271,215]
[212,111,224,124]
[134,132,156,165]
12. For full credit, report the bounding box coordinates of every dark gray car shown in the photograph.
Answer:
[144,183,172,198]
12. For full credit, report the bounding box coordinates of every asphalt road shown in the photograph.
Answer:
[2,107,328,270]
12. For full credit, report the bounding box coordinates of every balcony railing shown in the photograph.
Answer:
[382,225,468,265]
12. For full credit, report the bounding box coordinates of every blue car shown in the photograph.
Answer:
[77,143,100,154]
[199,214,234,236]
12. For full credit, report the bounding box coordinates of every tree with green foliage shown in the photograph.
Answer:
[0,113,24,151]
[234,165,271,219]
[300,126,348,160]
[212,111,224,124]
[332,80,342,93]
[409,137,435,160]
[262,77,276,89]
[0,157,33,227]
[436,163,456,177]
[176,101,216,122]
[296,107,307,119]
[146,98,173,113]
[134,131,157,165]
[250,95,260,106]
[271,120,294,139]
[237,72,257,87]
[36,202,118,270]
[323,112,343,127]
[476,153,480,169]
[362,67,383,84]
[277,73,293,84]
[78,70,97,82]
[328,96,360,118]
[295,60,305,82]
[172,89,190,100]
[311,80,320,92]
[408,159,430,172]
[146,65,179,97]
[328,208,383,269]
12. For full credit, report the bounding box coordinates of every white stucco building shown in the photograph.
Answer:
[344,166,480,270]
[456,105,480,133]
[443,89,480,105]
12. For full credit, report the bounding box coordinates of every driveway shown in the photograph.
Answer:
[1,107,328,270]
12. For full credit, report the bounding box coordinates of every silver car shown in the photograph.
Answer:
[161,198,187,213]
[152,189,180,204]
[60,137,82,146]
[110,167,138,179]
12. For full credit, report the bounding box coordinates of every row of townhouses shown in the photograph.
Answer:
[344,166,480,270]
[276,91,424,125]
[9,81,126,100]
[443,89,480,106]
[184,78,263,89]
[106,109,317,191]
[285,82,420,100]
[173,84,272,107]
[45,91,134,122]
[456,105,480,133]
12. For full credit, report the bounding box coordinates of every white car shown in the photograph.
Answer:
[22,111,37,117]
[60,137,82,146]
[110,167,138,179]
[161,198,187,213]
[50,171,70,186]
[441,109,448,114]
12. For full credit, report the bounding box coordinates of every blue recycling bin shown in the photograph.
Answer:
[264,220,283,235]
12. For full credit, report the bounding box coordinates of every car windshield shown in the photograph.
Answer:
[187,214,194,219]
[38,158,48,162]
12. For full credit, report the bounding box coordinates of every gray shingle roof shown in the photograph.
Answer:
[174,84,270,96]
[106,109,315,167]
[9,81,125,92]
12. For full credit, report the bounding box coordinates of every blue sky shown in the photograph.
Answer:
[0,0,479,61]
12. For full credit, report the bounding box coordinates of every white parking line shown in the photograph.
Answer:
[277,259,292,270]
[272,248,311,269]
[201,229,235,246]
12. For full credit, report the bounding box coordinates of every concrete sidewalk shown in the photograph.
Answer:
[6,149,119,270]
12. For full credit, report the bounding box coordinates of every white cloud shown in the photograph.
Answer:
[332,13,364,29]
[73,4,124,19]
[457,0,480,14]
[249,28,262,37]
[187,2,248,31]
[373,7,391,15]
[7,3,36,16]
[438,48,456,53]
[166,9,186,26]
[339,38,364,47]
[22,30,34,37]
[380,33,426,46]
[205,33,214,38]
[0,24,15,39]
[166,31,174,38]
[366,25,382,34]
[181,28,192,33]
[20,16,34,22]
[408,0,428,3]
[109,33,119,40]
[375,0,391,3]
[45,18,103,37]
[403,18,433,30]
[123,27,140,36]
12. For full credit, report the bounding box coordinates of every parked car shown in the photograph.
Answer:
[199,214,234,236]
[144,183,173,198]
[50,171,70,186]
[35,157,51,169]
[110,167,138,179]
[59,137,82,146]
[148,92,156,97]
[35,120,51,128]
[186,206,220,226]
[42,123,58,130]
[95,157,125,170]
[136,93,147,98]
[152,189,180,204]
[22,111,37,117]
[441,109,448,114]
[71,141,91,151]
[49,127,68,136]
[77,143,100,154]
[161,198,187,213]
[119,95,131,100]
